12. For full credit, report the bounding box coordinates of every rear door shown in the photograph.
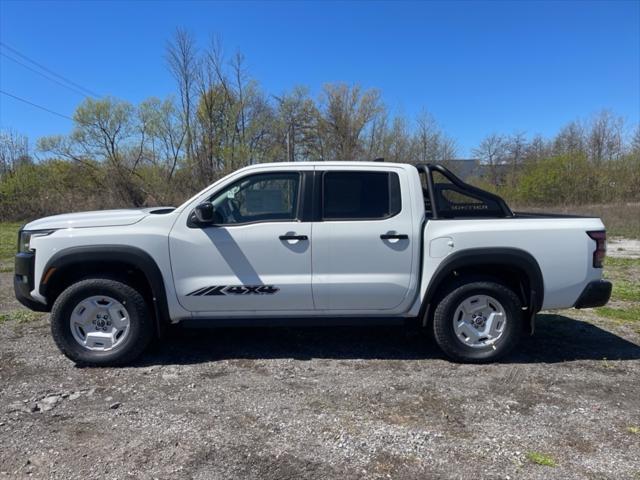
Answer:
[311,166,418,312]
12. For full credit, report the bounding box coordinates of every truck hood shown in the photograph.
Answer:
[24,208,173,230]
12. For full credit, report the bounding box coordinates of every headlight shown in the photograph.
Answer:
[17,230,56,253]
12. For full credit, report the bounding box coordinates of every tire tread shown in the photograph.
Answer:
[432,280,522,363]
[50,278,153,367]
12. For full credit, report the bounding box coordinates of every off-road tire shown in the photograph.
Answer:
[432,280,523,363]
[51,278,153,367]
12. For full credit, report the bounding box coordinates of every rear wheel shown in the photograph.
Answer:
[51,278,153,366]
[432,280,523,363]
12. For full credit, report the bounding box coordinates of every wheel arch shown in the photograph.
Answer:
[40,245,170,337]
[420,247,544,332]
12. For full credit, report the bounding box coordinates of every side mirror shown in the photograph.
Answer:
[194,202,216,224]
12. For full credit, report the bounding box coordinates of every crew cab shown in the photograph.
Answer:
[14,162,612,365]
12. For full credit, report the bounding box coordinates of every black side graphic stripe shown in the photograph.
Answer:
[188,286,211,296]
[203,286,226,296]
[186,285,280,296]
[196,286,216,296]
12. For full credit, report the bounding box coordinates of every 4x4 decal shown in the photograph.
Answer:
[187,285,280,296]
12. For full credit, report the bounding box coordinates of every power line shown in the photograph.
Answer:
[0,90,103,129]
[0,89,75,121]
[0,52,90,98]
[0,42,101,98]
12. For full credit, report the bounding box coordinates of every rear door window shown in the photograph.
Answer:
[322,171,401,220]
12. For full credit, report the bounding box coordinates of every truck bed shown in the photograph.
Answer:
[420,216,605,311]
[512,211,594,219]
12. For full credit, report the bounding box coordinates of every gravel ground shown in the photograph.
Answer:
[609,238,640,259]
[1,271,639,480]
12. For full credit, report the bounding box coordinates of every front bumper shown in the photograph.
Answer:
[14,252,48,312]
[574,280,612,309]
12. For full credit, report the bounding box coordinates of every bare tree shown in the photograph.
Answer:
[231,52,247,146]
[438,135,458,161]
[139,96,186,182]
[273,87,318,162]
[415,110,440,163]
[195,37,235,177]
[413,110,457,163]
[525,134,548,162]
[632,125,640,155]
[473,134,507,185]
[319,83,384,160]
[553,121,585,156]
[506,132,527,164]
[0,129,30,176]
[386,116,413,162]
[504,131,528,184]
[586,110,624,163]
[166,28,198,164]
[194,38,278,176]
[38,97,147,206]
[364,115,388,160]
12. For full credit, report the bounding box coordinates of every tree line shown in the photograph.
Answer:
[1,29,638,220]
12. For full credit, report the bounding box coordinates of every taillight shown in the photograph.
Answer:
[587,230,606,268]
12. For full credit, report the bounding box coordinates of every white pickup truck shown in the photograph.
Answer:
[14,162,611,365]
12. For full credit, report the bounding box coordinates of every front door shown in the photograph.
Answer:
[170,170,313,313]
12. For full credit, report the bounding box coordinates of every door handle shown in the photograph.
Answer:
[279,234,308,241]
[380,233,409,240]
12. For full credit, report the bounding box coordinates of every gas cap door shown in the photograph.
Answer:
[430,236,454,258]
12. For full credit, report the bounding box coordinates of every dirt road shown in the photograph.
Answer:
[1,270,639,480]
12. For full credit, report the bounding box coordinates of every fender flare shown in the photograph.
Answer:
[421,247,544,329]
[40,245,170,336]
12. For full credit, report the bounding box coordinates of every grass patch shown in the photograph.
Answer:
[526,451,557,467]
[0,309,43,324]
[603,257,640,286]
[596,306,640,322]
[628,426,640,435]
[0,222,21,258]
[0,222,22,270]
[610,280,640,303]
[524,203,640,239]
[605,257,640,269]
[601,256,639,328]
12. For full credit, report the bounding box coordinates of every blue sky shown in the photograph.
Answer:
[0,0,638,156]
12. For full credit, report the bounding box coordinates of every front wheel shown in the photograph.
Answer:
[432,280,523,363]
[50,278,154,366]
